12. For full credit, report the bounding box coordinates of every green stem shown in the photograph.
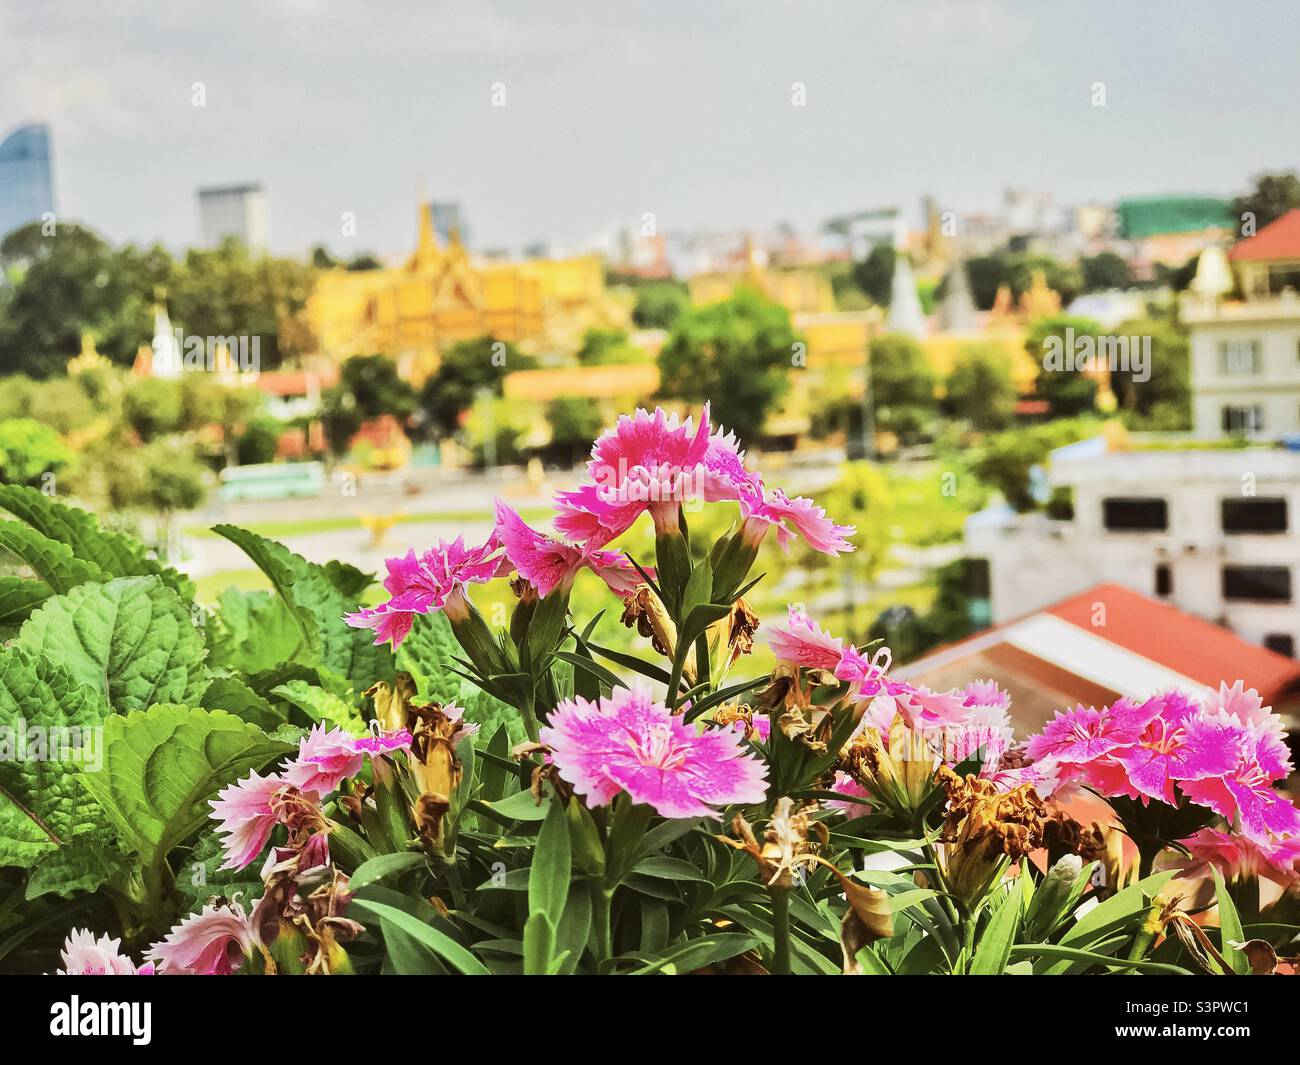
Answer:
[959,909,977,975]
[591,883,614,970]
[770,886,792,976]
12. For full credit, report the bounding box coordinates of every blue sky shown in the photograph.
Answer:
[3,0,1297,256]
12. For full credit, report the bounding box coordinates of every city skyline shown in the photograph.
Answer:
[3,1,1299,257]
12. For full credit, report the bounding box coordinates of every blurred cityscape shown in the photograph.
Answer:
[3,70,1300,735]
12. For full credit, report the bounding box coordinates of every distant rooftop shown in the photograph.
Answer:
[1228,208,1300,262]
[1115,196,1233,240]
[198,183,264,198]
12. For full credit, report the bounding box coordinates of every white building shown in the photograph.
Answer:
[197,183,269,250]
[1184,209,1300,440]
[965,436,1300,658]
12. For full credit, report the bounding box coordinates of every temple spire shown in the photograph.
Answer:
[886,251,926,338]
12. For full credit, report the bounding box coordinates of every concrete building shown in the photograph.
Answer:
[0,123,55,240]
[965,436,1300,658]
[197,183,269,249]
[1184,209,1300,440]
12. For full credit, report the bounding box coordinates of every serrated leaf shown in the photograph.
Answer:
[76,704,295,869]
[212,525,393,693]
[0,520,105,593]
[396,611,463,704]
[0,576,49,626]
[0,645,108,868]
[207,588,304,675]
[0,486,192,598]
[16,576,208,713]
[25,830,133,900]
[270,679,363,733]
[199,670,285,730]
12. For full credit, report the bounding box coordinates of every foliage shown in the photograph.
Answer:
[1026,314,1102,417]
[869,333,937,438]
[0,419,73,487]
[419,336,534,438]
[630,280,689,329]
[337,354,417,421]
[575,328,644,366]
[851,243,895,306]
[545,397,604,465]
[943,343,1017,430]
[969,419,1097,511]
[964,252,1083,310]
[657,289,797,444]
[1231,170,1300,232]
[1079,251,1134,292]
[1109,317,1191,430]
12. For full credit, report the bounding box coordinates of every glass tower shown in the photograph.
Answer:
[0,124,55,241]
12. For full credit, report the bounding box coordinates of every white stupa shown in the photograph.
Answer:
[886,252,926,338]
[150,302,182,377]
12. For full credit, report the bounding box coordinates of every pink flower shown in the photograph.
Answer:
[1205,680,1286,738]
[768,606,845,670]
[555,406,716,540]
[540,685,768,818]
[56,929,154,975]
[210,769,287,870]
[740,487,855,556]
[1025,698,1161,767]
[1174,828,1300,888]
[146,901,257,975]
[1180,726,1300,845]
[828,771,872,816]
[962,680,1011,711]
[1111,693,1243,805]
[282,724,412,795]
[345,536,503,647]
[441,701,480,746]
[493,500,643,598]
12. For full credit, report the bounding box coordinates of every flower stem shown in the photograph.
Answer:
[591,883,614,970]
[770,886,792,975]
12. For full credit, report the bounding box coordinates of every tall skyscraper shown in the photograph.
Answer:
[197,183,269,250]
[0,124,55,241]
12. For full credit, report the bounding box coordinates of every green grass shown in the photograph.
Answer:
[193,568,270,603]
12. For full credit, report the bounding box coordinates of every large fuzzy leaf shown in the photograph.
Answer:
[76,704,295,868]
[0,485,192,599]
[0,520,105,593]
[25,830,133,900]
[16,576,208,714]
[0,576,49,626]
[207,587,304,675]
[397,611,464,704]
[212,525,393,693]
[0,645,109,868]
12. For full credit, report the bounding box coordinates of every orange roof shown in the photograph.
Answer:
[254,369,338,397]
[1227,208,1300,262]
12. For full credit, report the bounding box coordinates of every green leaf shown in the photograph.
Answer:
[199,671,285,731]
[522,911,557,976]
[207,589,304,675]
[969,882,1023,974]
[529,800,572,929]
[1044,869,1177,974]
[320,560,375,598]
[212,525,393,694]
[0,520,105,593]
[16,576,208,714]
[0,576,49,626]
[270,679,363,733]
[567,796,606,877]
[348,897,489,975]
[1210,866,1249,974]
[0,485,191,598]
[76,704,295,869]
[629,933,760,975]
[1011,942,1190,975]
[348,851,430,893]
[0,645,108,868]
[395,611,463,704]
[632,855,711,882]
[483,788,551,821]
[25,830,133,900]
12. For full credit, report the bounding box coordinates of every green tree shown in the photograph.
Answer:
[868,333,937,438]
[970,419,1095,511]
[338,354,416,420]
[1027,314,1101,417]
[237,417,284,465]
[851,243,895,306]
[630,281,688,329]
[657,288,796,443]
[943,343,1017,430]
[419,336,531,438]
[546,397,604,465]
[0,418,73,486]
[1080,251,1134,292]
[122,377,185,443]
[1110,317,1191,429]
[963,252,1082,310]
[576,328,642,365]
[1231,171,1300,233]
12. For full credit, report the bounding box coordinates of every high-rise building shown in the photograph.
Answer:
[0,123,55,240]
[197,183,269,249]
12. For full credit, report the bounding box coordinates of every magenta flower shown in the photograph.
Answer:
[210,769,288,870]
[740,487,855,556]
[1205,679,1286,737]
[1025,698,1161,767]
[768,606,845,670]
[282,724,412,795]
[1111,693,1242,805]
[828,771,873,816]
[493,500,643,598]
[146,900,257,975]
[1180,726,1300,845]
[962,680,1011,711]
[1175,828,1300,888]
[555,406,716,540]
[344,536,504,647]
[539,685,768,818]
[56,929,154,975]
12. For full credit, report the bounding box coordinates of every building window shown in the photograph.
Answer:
[1221,405,1265,433]
[1219,339,1261,375]
[1264,633,1296,658]
[1154,564,1172,598]
[1222,497,1289,534]
[1221,565,1293,603]
[1103,497,1168,532]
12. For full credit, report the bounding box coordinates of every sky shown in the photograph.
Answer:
[3,0,1298,258]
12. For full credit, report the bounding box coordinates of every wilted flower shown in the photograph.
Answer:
[540,685,768,818]
[56,929,154,975]
[493,500,643,598]
[147,900,257,975]
[344,536,504,646]
[935,765,1047,908]
[407,701,477,848]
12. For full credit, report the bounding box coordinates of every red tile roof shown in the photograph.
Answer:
[1227,208,1300,262]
